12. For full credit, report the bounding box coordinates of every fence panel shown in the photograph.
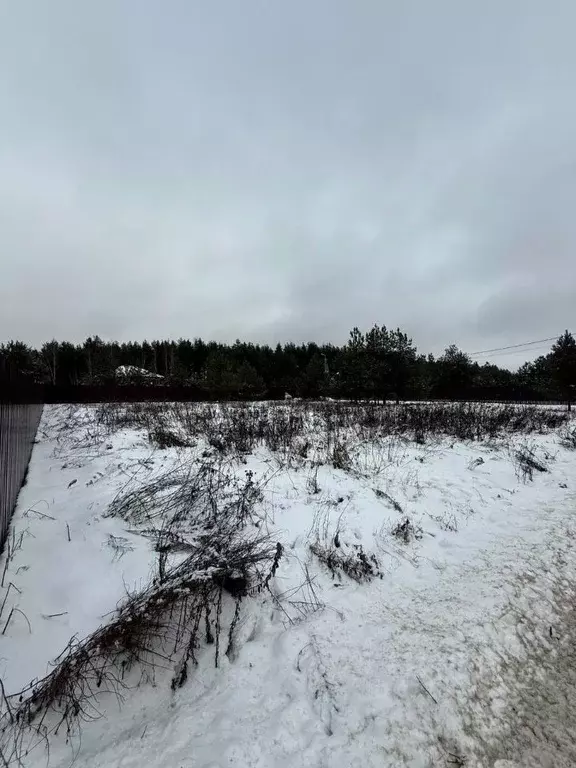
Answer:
[0,380,43,552]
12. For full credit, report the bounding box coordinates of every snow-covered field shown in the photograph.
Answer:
[2,401,576,767]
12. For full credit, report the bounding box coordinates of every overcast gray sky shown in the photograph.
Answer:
[1,1,574,367]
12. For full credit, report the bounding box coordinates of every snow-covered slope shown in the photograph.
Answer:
[115,365,164,379]
[2,403,576,767]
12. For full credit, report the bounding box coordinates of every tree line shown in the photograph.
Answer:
[1,327,575,403]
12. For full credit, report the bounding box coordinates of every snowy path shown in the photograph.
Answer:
[1,405,576,767]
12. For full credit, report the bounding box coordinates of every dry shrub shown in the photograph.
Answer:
[310,541,382,583]
[391,517,423,544]
[514,445,548,482]
[148,427,192,449]
[79,400,570,465]
[0,461,280,766]
[106,460,263,534]
[559,425,576,450]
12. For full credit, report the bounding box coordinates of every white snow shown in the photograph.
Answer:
[115,365,164,379]
[1,403,576,767]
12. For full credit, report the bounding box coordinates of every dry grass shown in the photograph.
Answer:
[90,400,570,460]
[0,460,281,766]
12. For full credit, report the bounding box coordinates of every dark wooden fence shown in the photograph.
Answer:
[0,374,43,552]
[41,384,285,404]
[34,383,570,406]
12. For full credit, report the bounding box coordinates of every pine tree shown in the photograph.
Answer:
[41,340,59,385]
[434,345,473,400]
[550,330,576,410]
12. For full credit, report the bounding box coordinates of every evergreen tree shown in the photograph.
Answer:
[303,352,327,397]
[0,341,38,380]
[550,330,576,409]
[2,327,573,403]
[340,327,368,399]
[236,361,265,397]
[433,345,473,400]
[41,340,60,385]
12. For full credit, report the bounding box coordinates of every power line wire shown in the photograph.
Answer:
[468,336,557,357]
[472,345,552,359]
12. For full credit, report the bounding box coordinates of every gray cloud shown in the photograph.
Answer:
[1,1,575,367]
